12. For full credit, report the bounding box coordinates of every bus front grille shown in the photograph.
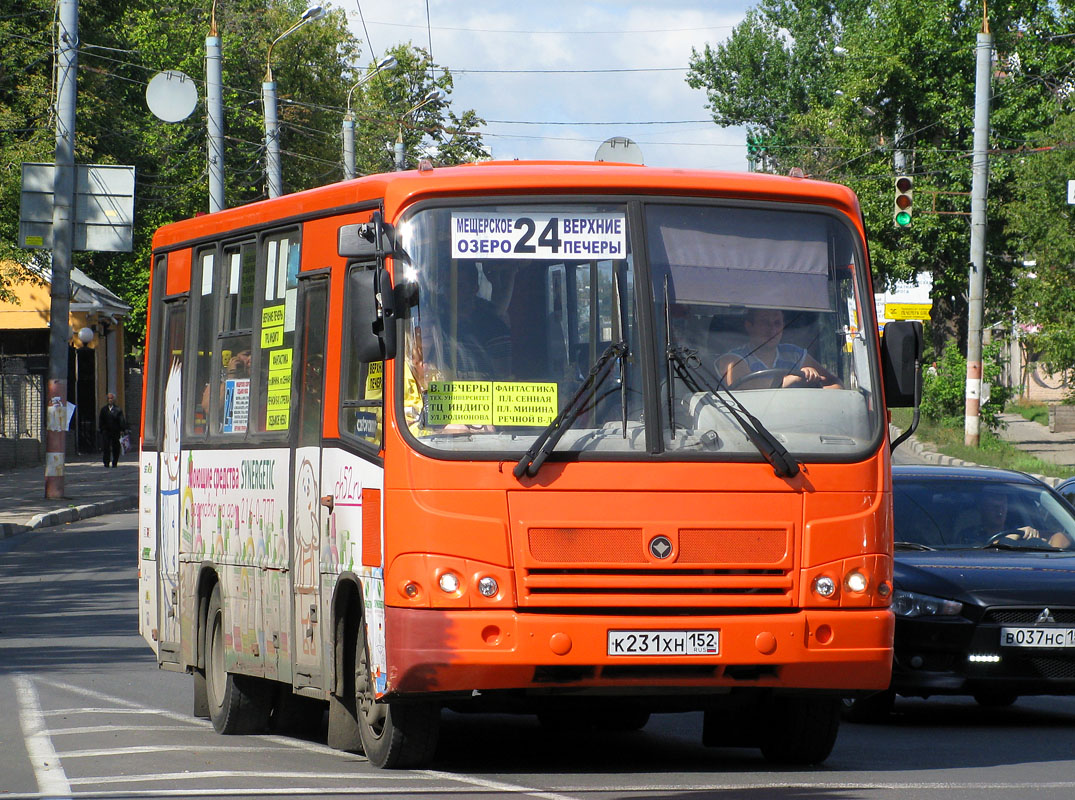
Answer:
[517,526,795,607]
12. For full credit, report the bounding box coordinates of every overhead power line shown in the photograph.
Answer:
[362,20,736,35]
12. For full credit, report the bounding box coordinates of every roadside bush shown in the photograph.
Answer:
[920,340,1012,431]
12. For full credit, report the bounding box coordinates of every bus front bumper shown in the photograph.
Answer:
[383,606,893,695]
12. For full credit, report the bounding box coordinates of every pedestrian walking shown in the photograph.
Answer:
[98,392,127,468]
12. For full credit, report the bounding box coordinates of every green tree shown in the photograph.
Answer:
[686,0,1072,356]
[348,43,488,174]
[1006,113,1075,383]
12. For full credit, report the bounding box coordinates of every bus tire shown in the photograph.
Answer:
[355,625,439,768]
[759,696,840,765]
[597,707,651,732]
[205,585,272,734]
[842,689,895,723]
[192,667,209,718]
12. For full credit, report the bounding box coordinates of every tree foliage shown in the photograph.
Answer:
[1006,112,1075,379]
[0,1,486,347]
[687,0,1075,357]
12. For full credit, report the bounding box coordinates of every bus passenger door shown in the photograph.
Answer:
[291,275,329,689]
[156,298,187,664]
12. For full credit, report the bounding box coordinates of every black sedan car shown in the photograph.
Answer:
[848,465,1075,719]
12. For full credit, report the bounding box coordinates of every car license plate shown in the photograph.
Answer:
[607,630,719,656]
[1000,627,1075,648]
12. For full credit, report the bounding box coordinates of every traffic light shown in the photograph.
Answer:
[894,176,913,227]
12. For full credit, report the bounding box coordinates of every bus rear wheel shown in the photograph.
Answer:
[204,584,272,734]
[759,696,841,765]
[355,626,439,768]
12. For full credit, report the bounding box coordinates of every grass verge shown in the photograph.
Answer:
[891,408,1075,479]
[1007,400,1050,426]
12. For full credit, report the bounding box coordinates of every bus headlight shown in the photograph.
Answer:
[477,576,498,597]
[813,575,837,598]
[438,571,461,594]
[845,570,868,593]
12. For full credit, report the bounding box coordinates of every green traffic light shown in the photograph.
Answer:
[895,211,911,226]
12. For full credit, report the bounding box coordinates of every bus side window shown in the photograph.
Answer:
[188,247,217,437]
[340,265,384,450]
[256,230,300,436]
[210,241,256,436]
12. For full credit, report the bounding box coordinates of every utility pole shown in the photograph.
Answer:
[206,2,224,213]
[45,0,78,498]
[964,18,993,447]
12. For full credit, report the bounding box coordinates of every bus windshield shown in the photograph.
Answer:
[396,200,880,460]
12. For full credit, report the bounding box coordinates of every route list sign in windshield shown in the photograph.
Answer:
[451,211,626,259]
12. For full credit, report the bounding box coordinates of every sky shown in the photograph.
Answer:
[336,0,754,171]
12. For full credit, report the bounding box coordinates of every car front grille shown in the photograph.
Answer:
[1026,656,1075,680]
[983,607,1075,625]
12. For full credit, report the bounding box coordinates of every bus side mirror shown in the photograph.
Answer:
[338,216,394,258]
[349,267,397,362]
[881,320,923,408]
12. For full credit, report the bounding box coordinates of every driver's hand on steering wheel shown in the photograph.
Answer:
[998,525,1042,542]
[783,367,823,388]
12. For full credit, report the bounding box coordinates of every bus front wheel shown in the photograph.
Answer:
[355,625,439,768]
[758,696,841,765]
[204,584,272,734]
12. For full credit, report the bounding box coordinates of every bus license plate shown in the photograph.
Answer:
[607,630,719,656]
[1000,627,1075,648]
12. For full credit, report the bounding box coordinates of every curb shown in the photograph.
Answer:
[0,495,138,540]
[890,425,1063,488]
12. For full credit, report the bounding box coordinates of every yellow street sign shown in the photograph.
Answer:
[884,303,932,321]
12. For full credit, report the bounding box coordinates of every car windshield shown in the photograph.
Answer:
[894,476,1075,551]
[394,200,880,460]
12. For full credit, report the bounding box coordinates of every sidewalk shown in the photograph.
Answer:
[894,412,1075,486]
[0,452,138,539]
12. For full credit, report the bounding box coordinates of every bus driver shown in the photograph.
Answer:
[717,307,840,390]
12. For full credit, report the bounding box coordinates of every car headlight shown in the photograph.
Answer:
[891,589,963,618]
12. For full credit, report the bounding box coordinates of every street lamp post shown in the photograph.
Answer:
[206,0,224,212]
[394,89,446,171]
[342,55,397,180]
[263,6,325,199]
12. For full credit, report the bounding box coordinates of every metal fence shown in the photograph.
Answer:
[0,361,44,469]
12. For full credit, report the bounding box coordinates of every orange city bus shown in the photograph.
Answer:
[138,161,922,768]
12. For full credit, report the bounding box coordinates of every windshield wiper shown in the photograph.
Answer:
[514,340,628,480]
[894,541,936,551]
[667,346,800,479]
[662,287,798,479]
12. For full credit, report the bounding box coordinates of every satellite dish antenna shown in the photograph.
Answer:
[595,136,644,165]
[146,70,198,123]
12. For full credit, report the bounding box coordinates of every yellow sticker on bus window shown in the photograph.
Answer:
[266,409,290,430]
[266,388,291,411]
[268,348,292,373]
[261,325,284,349]
[365,361,383,398]
[262,304,285,328]
[426,381,493,426]
[492,382,558,426]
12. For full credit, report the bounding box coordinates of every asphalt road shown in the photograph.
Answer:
[2,512,1074,800]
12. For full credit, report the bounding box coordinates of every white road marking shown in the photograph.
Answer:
[14,673,72,799]
[57,744,288,758]
[47,725,194,736]
[68,770,418,785]
[422,769,581,800]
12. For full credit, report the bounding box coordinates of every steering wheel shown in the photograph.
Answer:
[729,368,786,391]
[984,529,1052,549]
